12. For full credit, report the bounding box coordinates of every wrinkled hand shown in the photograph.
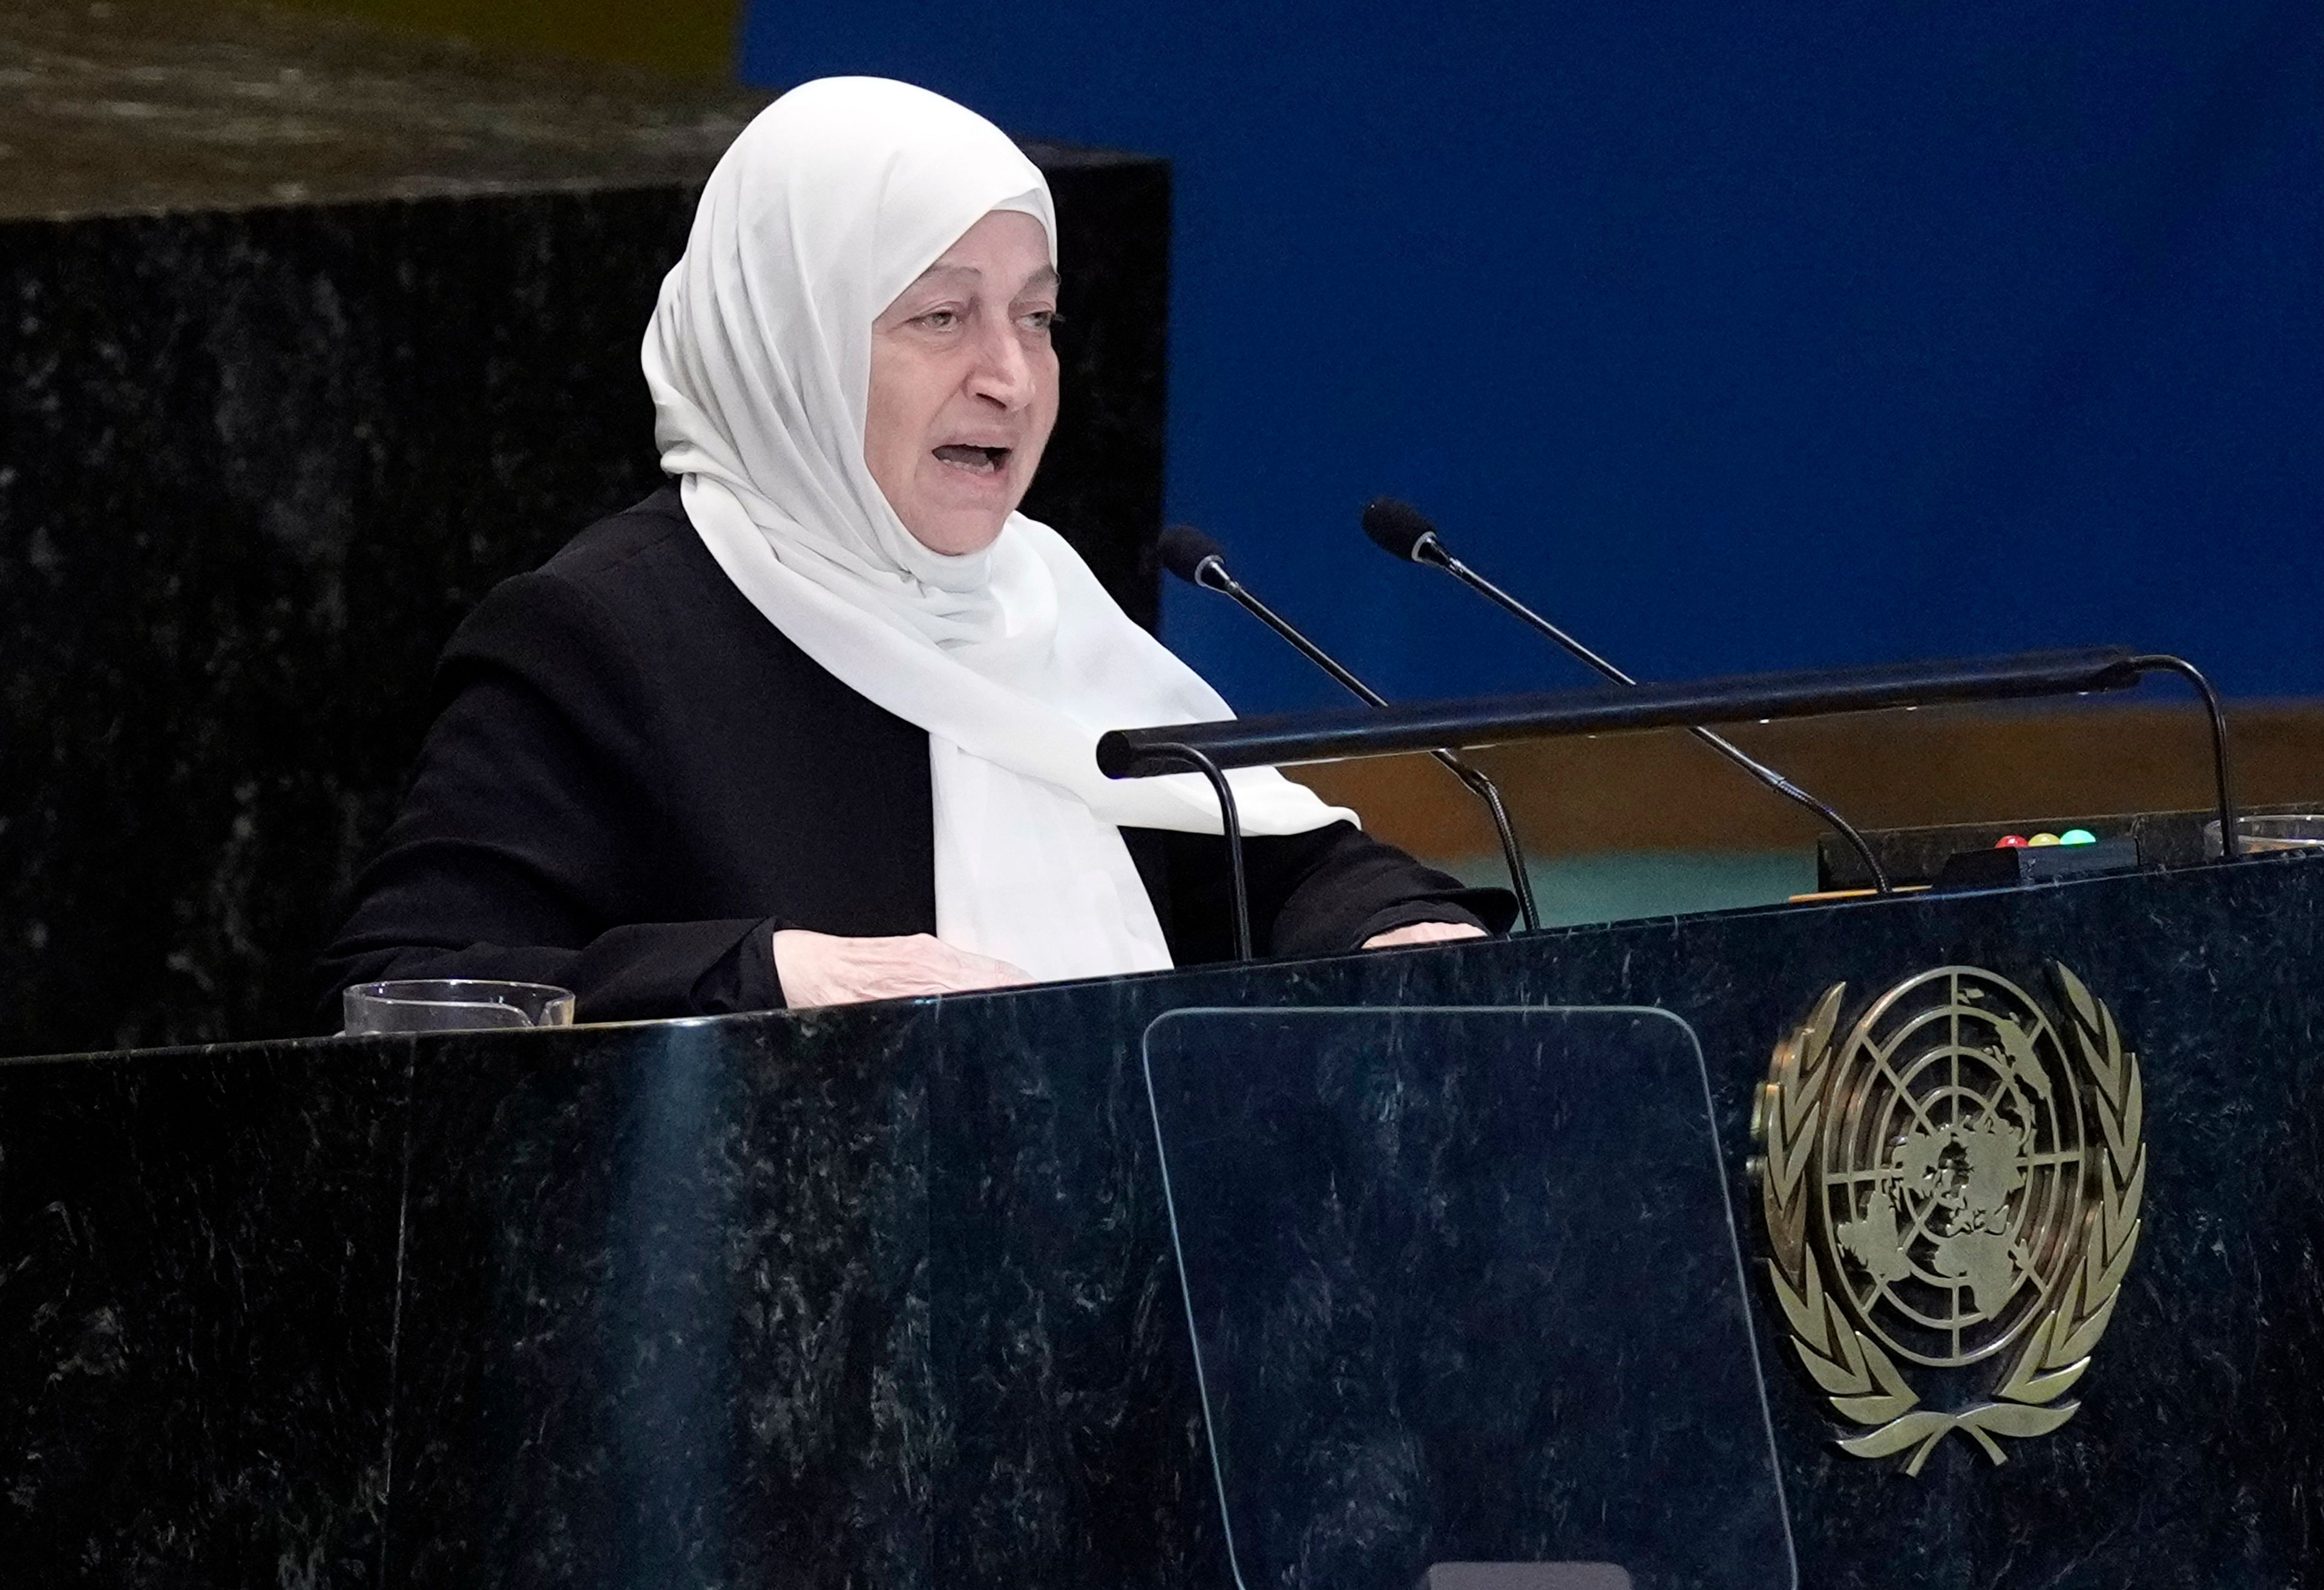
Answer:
[773,930,1031,1008]
[1361,920,1489,951]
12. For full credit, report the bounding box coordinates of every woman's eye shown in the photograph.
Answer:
[917,308,961,330]
[1021,309,1057,332]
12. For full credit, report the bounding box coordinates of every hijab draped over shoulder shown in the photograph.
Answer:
[642,76,1348,983]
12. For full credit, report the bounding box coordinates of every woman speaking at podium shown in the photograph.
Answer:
[320,78,1508,1018]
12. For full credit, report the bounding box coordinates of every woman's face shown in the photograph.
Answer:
[866,209,1060,556]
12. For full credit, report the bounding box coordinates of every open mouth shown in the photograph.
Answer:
[931,443,1011,476]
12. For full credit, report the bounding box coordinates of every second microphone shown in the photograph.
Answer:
[1160,524,1542,932]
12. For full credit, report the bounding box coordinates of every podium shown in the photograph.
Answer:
[2,855,2320,1586]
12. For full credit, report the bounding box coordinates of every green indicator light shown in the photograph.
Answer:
[2060,829,2097,846]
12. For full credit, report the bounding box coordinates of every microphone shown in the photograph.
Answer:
[1161,524,1541,931]
[1361,499,1893,893]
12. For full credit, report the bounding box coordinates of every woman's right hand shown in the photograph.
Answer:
[772,929,1031,1008]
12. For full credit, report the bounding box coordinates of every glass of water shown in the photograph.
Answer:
[342,979,576,1035]
[2202,813,2324,860]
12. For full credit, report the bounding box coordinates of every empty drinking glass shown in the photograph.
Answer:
[2202,813,2324,860]
[342,979,576,1035]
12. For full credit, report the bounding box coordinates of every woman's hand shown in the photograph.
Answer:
[1361,920,1488,951]
[773,929,1031,1008]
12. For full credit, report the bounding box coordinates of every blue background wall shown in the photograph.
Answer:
[739,1,2322,711]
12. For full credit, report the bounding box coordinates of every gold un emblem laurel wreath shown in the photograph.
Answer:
[1752,963,2145,1475]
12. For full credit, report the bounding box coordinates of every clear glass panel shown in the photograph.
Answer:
[1143,1006,1793,1590]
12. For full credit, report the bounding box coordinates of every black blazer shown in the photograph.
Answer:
[318,490,1511,1020]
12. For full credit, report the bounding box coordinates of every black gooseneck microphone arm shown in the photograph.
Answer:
[2125,654,2240,858]
[1163,526,1542,931]
[1140,739,1252,958]
[1363,499,1894,895]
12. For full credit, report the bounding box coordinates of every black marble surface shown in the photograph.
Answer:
[0,1039,408,1583]
[0,0,1169,1059]
[384,1005,945,1586]
[1146,1007,1788,1589]
[2,858,2320,1586]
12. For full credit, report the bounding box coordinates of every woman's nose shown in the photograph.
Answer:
[965,318,1034,407]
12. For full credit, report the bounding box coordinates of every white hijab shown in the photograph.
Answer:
[642,76,1350,983]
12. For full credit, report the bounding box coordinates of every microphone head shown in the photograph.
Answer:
[1361,498,1442,562]
[1160,523,1229,587]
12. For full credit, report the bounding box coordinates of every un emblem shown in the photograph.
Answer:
[1752,964,2146,1474]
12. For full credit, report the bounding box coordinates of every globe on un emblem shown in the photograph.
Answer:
[1814,968,2091,1368]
